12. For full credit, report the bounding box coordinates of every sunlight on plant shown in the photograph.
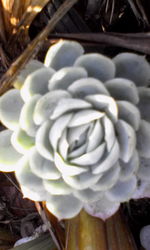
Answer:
[0,0,49,39]
[1,40,150,222]
[27,5,44,13]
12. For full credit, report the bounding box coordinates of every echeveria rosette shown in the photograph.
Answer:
[1,40,150,220]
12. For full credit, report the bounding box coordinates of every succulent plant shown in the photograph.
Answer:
[140,225,150,250]
[1,40,150,220]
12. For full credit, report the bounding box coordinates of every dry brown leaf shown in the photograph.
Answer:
[47,32,150,55]
[0,0,79,95]
[0,0,50,40]
[0,1,6,41]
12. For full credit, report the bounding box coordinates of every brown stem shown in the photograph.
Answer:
[46,32,150,55]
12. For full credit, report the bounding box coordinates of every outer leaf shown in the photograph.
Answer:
[74,53,115,81]
[68,77,110,98]
[34,90,71,125]
[44,40,84,70]
[0,89,24,130]
[116,119,136,162]
[137,87,150,122]
[19,95,41,136]
[46,194,83,220]
[13,60,45,89]
[136,120,150,158]
[105,78,139,104]
[0,130,22,172]
[106,176,137,202]
[48,66,87,90]
[84,195,120,221]
[114,52,150,86]
[21,67,55,102]
[117,100,141,131]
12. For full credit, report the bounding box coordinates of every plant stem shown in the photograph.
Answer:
[65,209,138,250]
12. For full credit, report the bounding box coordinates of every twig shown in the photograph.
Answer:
[35,202,63,250]
[3,173,22,193]
[0,0,79,95]
[47,32,150,55]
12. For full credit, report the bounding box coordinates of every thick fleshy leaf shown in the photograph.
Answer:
[68,78,110,98]
[35,120,53,161]
[67,123,90,146]
[15,156,44,191]
[29,148,60,180]
[105,78,139,104]
[117,101,141,131]
[70,143,106,166]
[34,90,71,125]
[68,143,88,159]
[43,178,72,195]
[11,128,35,154]
[21,67,55,102]
[137,87,150,122]
[85,94,118,122]
[44,40,84,70]
[136,120,150,158]
[132,180,150,199]
[86,120,103,152]
[63,171,101,190]
[13,60,45,89]
[91,163,120,191]
[46,194,83,220]
[58,130,69,160]
[116,119,136,162]
[0,130,22,172]
[113,53,150,86]
[137,157,150,181]
[50,98,92,120]
[120,151,139,181]
[68,109,104,127]
[0,89,24,130]
[48,67,87,90]
[21,185,48,201]
[49,113,72,150]
[140,225,150,250]
[19,95,40,136]
[84,195,120,221]
[106,176,137,202]
[102,116,115,152]
[74,53,115,81]
[74,188,103,202]
[54,153,88,176]
[92,140,120,174]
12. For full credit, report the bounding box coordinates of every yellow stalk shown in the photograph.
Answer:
[65,209,107,250]
[0,1,6,41]
[65,209,137,250]
[0,0,49,38]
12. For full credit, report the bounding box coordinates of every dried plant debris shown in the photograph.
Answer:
[0,0,49,40]
[12,232,56,250]
[83,0,149,31]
